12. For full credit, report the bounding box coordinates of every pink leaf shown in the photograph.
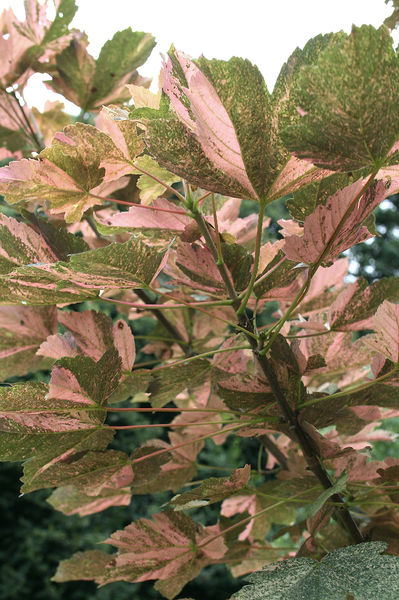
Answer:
[164,51,257,199]
[365,301,399,363]
[283,179,388,265]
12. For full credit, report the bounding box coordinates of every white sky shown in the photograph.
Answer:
[2,0,396,112]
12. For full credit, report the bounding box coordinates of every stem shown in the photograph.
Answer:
[211,193,224,266]
[298,366,398,409]
[237,199,266,316]
[106,406,252,415]
[146,285,259,340]
[190,198,364,544]
[10,89,45,152]
[131,422,250,465]
[102,296,233,310]
[132,162,186,202]
[258,434,288,470]
[135,289,193,357]
[112,419,241,430]
[90,194,187,214]
[150,344,252,372]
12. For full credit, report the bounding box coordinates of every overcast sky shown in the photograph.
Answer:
[1,0,396,112]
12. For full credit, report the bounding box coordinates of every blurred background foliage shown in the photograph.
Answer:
[1,193,399,599]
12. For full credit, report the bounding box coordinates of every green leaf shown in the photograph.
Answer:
[0,305,57,380]
[231,542,399,600]
[47,484,131,516]
[41,0,78,44]
[168,465,251,511]
[52,550,111,582]
[0,229,166,305]
[22,448,132,494]
[306,472,348,519]
[282,26,399,171]
[132,155,181,204]
[110,359,211,407]
[46,28,155,111]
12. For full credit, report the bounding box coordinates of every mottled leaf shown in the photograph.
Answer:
[46,28,155,110]
[53,550,111,582]
[328,277,399,331]
[100,511,227,599]
[0,123,138,222]
[0,305,56,379]
[48,484,131,516]
[231,542,399,600]
[111,359,211,407]
[0,223,166,305]
[365,300,399,363]
[282,26,399,172]
[283,179,388,265]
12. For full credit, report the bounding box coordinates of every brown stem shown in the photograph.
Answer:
[258,434,288,470]
[135,289,195,357]
[193,205,364,544]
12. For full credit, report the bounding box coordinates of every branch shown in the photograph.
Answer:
[191,201,365,545]
[135,289,195,357]
[258,434,288,470]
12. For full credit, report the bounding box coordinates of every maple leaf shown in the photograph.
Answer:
[365,300,399,363]
[101,511,227,598]
[282,25,399,173]
[47,484,132,517]
[45,28,155,110]
[38,309,135,372]
[0,214,167,304]
[95,198,190,239]
[137,48,330,204]
[283,179,388,266]
[0,305,57,380]
[327,277,399,331]
[109,359,210,407]
[168,465,251,511]
[0,0,77,87]
[0,122,142,222]
[231,542,399,600]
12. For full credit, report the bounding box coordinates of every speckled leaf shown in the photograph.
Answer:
[132,155,181,204]
[169,465,250,511]
[0,305,56,379]
[39,309,135,372]
[286,173,355,221]
[0,212,58,275]
[1,0,77,87]
[0,123,133,222]
[231,542,399,600]
[48,484,131,516]
[365,300,399,363]
[98,511,227,598]
[282,26,399,172]
[46,28,155,110]
[283,179,387,265]
[254,250,304,300]
[328,277,399,331]
[112,359,211,407]
[0,380,114,464]
[22,448,133,494]
[143,48,331,203]
[52,550,111,582]
[0,235,166,305]
[95,198,189,237]
[175,241,252,294]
